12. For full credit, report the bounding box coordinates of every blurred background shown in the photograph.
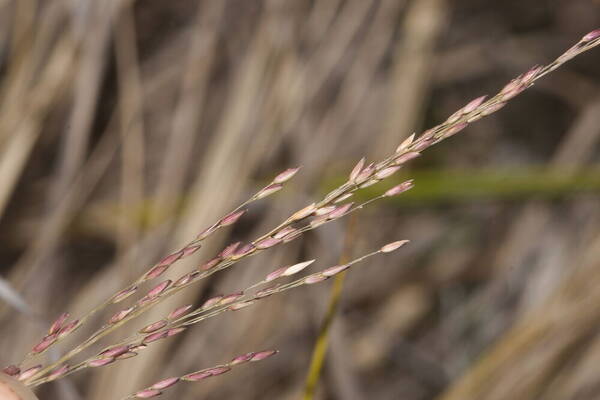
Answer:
[1,0,600,399]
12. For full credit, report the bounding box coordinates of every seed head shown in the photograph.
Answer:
[384,180,414,197]
[462,95,487,114]
[57,320,79,338]
[349,157,366,182]
[251,350,279,361]
[375,166,401,179]
[273,167,301,184]
[143,331,168,344]
[32,335,56,353]
[229,300,255,310]
[88,357,115,368]
[256,183,283,199]
[255,237,281,249]
[151,377,179,390]
[140,320,168,334]
[219,210,246,227]
[146,280,172,298]
[113,286,138,303]
[135,389,162,398]
[168,304,193,320]
[145,265,169,280]
[199,257,220,271]
[582,29,600,42]
[18,365,42,381]
[101,346,130,358]
[48,312,70,335]
[219,242,241,258]
[2,365,20,376]
[393,151,421,165]
[322,264,350,277]
[380,240,409,253]
[396,133,416,153]
[109,307,135,324]
[231,352,254,365]
[201,295,224,309]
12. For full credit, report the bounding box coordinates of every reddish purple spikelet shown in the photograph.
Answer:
[396,134,416,153]
[202,295,223,309]
[18,365,41,381]
[32,335,56,353]
[413,138,435,151]
[384,179,414,197]
[393,151,421,165]
[229,300,255,310]
[446,122,468,137]
[57,320,79,338]
[135,389,162,398]
[290,203,316,221]
[151,377,179,390]
[109,307,135,324]
[147,280,172,298]
[463,95,487,114]
[251,350,279,361]
[101,345,130,358]
[315,205,336,216]
[355,163,375,183]
[231,352,254,365]
[140,320,168,333]
[273,167,301,184]
[322,264,350,277]
[349,157,366,182]
[157,250,184,267]
[220,210,246,227]
[282,229,302,243]
[255,285,279,299]
[481,101,507,116]
[375,166,401,179]
[273,226,296,239]
[48,365,69,380]
[166,327,186,337]
[168,304,193,320]
[196,224,217,240]
[304,274,328,284]
[265,267,286,282]
[143,331,168,344]
[327,203,353,219]
[256,183,283,199]
[219,242,241,258]
[199,257,220,271]
[582,29,600,42]
[381,240,410,253]
[113,285,138,303]
[181,244,202,257]
[174,272,197,287]
[117,352,138,360]
[145,265,169,280]
[220,292,244,305]
[183,371,212,381]
[88,357,115,367]
[205,367,231,376]
[232,243,256,258]
[255,237,281,249]
[48,312,70,335]
[334,193,353,203]
[2,365,20,376]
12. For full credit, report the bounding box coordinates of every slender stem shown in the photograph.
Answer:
[302,215,358,400]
